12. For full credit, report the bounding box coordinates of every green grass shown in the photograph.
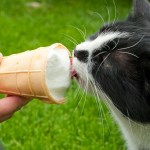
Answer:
[0,0,131,149]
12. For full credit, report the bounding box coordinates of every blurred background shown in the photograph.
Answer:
[0,0,131,149]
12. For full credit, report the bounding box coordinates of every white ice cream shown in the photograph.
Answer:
[46,45,71,100]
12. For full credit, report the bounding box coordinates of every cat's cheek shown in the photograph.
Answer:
[72,58,97,94]
[72,58,88,82]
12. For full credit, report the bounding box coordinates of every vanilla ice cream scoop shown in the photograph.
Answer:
[0,43,71,104]
[46,44,71,101]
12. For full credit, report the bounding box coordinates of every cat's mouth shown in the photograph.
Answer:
[70,57,79,80]
[71,69,79,80]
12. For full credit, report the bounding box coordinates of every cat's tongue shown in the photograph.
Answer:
[70,58,78,79]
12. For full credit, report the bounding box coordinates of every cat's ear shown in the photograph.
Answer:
[131,0,150,21]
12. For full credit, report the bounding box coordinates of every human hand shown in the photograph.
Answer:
[0,96,30,123]
[0,53,30,123]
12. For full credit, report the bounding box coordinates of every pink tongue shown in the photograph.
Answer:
[70,57,77,78]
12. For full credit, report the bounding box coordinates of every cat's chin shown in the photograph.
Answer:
[71,70,95,95]
[71,68,84,85]
[71,69,79,80]
[71,70,86,88]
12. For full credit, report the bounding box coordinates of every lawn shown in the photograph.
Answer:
[0,0,131,149]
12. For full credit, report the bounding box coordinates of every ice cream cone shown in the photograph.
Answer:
[0,43,71,104]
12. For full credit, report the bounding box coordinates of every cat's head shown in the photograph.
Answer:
[72,0,150,123]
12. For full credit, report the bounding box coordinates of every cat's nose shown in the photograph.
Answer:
[74,50,89,63]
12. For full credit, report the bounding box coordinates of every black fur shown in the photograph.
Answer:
[74,50,89,63]
[91,0,150,123]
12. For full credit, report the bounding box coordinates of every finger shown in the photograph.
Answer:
[0,114,13,123]
[0,96,30,117]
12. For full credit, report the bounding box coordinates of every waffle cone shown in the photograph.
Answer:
[0,43,71,104]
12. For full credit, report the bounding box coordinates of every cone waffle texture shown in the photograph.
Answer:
[0,43,71,104]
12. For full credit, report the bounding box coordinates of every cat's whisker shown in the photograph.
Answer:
[91,78,109,119]
[97,84,133,120]
[90,78,110,141]
[81,73,89,115]
[105,6,111,23]
[95,89,111,137]
[77,84,87,114]
[89,80,105,130]
[117,35,145,51]
[111,24,120,33]
[72,65,86,113]
[72,63,90,114]
[82,25,87,40]
[106,41,114,50]
[105,45,111,50]
[72,65,83,99]
[112,0,117,26]
[97,87,109,110]
[69,25,86,40]
[66,39,77,47]
[73,82,83,106]
[91,81,103,115]
[91,11,106,25]
[117,51,139,58]
[92,51,107,59]
[89,79,101,114]
[95,83,115,131]
[111,38,120,51]
[74,70,85,97]
[73,82,85,114]
[74,84,81,99]
[95,53,111,76]
[127,109,134,137]
[62,33,79,45]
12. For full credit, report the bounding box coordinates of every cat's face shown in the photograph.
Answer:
[72,0,150,123]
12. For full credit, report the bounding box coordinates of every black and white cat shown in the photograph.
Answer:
[72,0,150,149]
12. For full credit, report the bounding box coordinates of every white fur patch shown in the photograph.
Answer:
[76,32,128,55]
